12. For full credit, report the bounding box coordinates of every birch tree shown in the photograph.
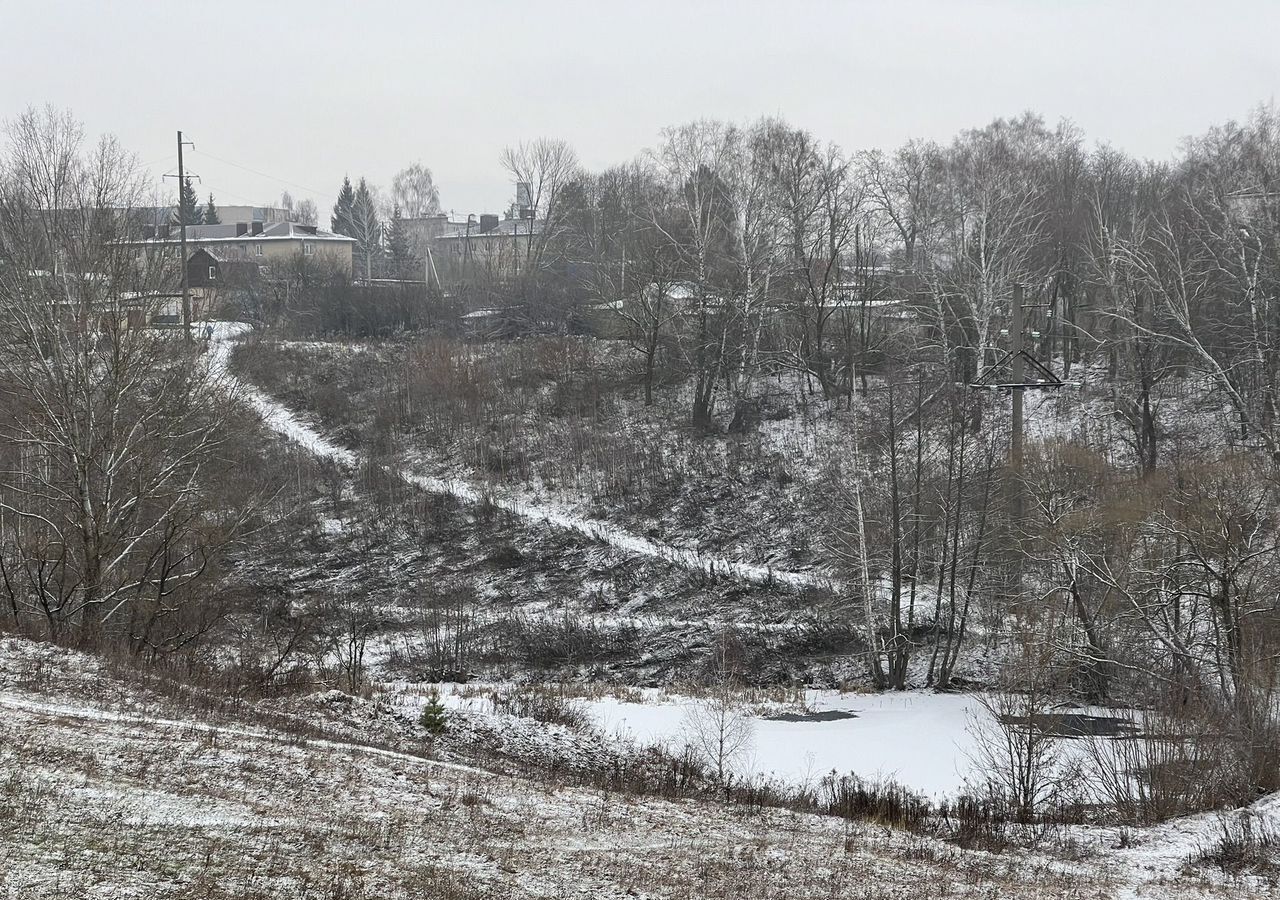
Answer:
[648,120,741,429]
[0,106,243,649]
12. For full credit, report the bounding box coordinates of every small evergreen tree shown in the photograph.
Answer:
[418,692,448,737]
[386,205,414,277]
[175,176,203,226]
[331,176,355,236]
[204,193,221,225]
[350,177,382,280]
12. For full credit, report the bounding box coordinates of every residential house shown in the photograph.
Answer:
[125,221,356,273]
[1226,188,1280,224]
[428,213,545,282]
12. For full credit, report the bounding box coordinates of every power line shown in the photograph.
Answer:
[188,148,331,199]
[199,181,277,208]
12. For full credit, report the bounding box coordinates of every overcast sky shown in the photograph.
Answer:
[1,0,1277,219]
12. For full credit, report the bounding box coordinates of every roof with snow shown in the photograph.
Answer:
[127,222,356,244]
[434,217,544,240]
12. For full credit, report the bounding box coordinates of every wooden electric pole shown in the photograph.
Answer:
[176,131,196,343]
[1010,282,1025,471]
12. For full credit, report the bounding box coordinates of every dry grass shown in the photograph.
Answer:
[0,639,1270,899]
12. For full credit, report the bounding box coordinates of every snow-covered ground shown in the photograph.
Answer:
[1,635,1274,898]
[209,323,836,590]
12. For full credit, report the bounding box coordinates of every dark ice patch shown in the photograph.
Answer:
[763,709,858,723]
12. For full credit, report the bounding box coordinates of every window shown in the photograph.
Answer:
[254,244,264,257]
[303,242,314,256]
[208,266,217,281]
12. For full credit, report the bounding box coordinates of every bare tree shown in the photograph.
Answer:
[296,197,318,227]
[328,591,375,692]
[572,161,684,404]
[941,115,1051,380]
[391,162,442,219]
[861,139,946,272]
[648,120,741,428]
[681,687,755,784]
[279,191,319,227]
[965,627,1074,822]
[0,106,245,649]
[761,122,870,399]
[500,137,580,275]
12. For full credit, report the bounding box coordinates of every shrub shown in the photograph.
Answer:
[1187,812,1280,878]
[492,687,590,730]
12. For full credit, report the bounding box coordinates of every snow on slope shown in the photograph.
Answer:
[0,638,1126,900]
[0,690,488,777]
[2,634,1274,898]
[208,323,837,591]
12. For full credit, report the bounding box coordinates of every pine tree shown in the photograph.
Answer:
[175,177,203,226]
[386,205,414,277]
[331,176,355,235]
[204,193,221,225]
[350,177,382,281]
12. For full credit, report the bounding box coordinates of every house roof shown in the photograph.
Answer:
[128,222,356,244]
[434,217,544,240]
[189,247,263,270]
[188,246,227,261]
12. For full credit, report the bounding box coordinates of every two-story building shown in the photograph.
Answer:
[126,220,356,271]
[428,213,545,282]
[119,220,356,320]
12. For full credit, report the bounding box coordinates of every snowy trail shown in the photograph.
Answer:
[0,691,491,777]
[209,324,839,592]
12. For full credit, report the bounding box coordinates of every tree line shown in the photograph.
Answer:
[365,109,1279,799]
[326,107,1280,464]
[1,103,1277,811]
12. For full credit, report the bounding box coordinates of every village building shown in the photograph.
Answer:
[125,221,356,272]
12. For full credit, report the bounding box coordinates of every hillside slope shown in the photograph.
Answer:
[0,637,1272,899]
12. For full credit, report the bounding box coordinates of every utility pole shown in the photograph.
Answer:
[1010,282,1025,471]
[176,131,195,343]
[424,242,440,291]
[970,282,1064,605]
[972,282,1061,465]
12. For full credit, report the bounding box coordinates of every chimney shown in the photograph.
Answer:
[251,222,264,236]
[236,222,249,237]
[479,213,499,234]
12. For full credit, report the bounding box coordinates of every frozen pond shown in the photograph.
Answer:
[582,690,986,797]
[417,683,1138,800]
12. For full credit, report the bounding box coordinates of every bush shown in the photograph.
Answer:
[492,688,590,730]
[1187,812,1280,877]
[497,613,639,668]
